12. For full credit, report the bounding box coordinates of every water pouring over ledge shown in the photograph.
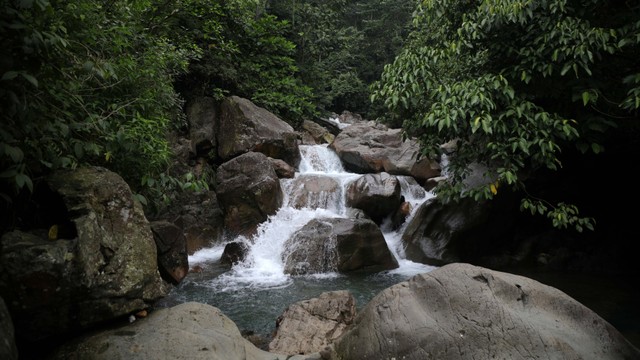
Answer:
[163,140,437,336]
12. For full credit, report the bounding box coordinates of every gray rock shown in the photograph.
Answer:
[269,291,356,355]
[285,174,341,210]
[346,172,402,224]
[51,302,290,360]
[401,196,517,266]
[302,119,335,145]
[159,190,224,255]
[150,220,188,284]
[220,242,249,265]
[329,122,440,183]
[283,218,398,274]
[0,167,166,343]
[0,297,17,360]
[215,152,283,237]
[269,157,296,178]
[218,96,300,167]
[332,263,640,360]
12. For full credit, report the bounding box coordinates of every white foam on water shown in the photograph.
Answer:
[199,144,438,289]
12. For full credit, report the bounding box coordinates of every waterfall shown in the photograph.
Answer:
[190,143,435,289]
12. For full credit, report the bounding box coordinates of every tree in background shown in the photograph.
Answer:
[0,0,196,218]
[372,0,639,231]
[168,0,316,126]
[268,0,415,116]
[0,0,317,224]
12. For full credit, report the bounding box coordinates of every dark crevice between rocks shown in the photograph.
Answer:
[5,182,78,240]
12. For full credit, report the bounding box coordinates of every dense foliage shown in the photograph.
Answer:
[1,0,196,213]
[269,0,415,115]
[372,0,640,231]
[0,0,320,219]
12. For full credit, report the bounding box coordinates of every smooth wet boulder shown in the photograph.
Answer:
[51,302,295,360]
[283,218,398,274]
[218,96,300,167]
[401,195,518,266]
[346,172,402,224]
[284,174,341,210]
[0,167,166,344]
[332,263,640,360]
[269,290,356,355]
[220,242,249,265]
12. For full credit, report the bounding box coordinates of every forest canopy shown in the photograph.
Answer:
[1,0,638,232]
[372,0,640,231]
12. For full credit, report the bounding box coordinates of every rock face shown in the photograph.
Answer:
[401,196,517,266]
[51,302,293,360]
[0,297,18,360]
[346,172,402,223]
[332,263,640,360]
[150,221,189,284]
[329,121,440,182]
[0,167,166,344]
[216,152,283,237]
[283,218,398,274]
[218,96,300,167]
[269,291,356,355]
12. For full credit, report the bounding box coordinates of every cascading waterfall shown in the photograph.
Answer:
[172,133,438,336]
[191,143,435,289]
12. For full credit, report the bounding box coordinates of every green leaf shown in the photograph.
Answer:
[0,169,18,178]
[20,72,38,87]
[15,173,33,192]
[581,91,590,106]
[4,145,24,163]
[1,71,18,81]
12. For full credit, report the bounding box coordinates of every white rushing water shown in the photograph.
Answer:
[190,142,436,289]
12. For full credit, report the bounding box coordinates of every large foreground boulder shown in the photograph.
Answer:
[0,167,166,344]
[331,263,640,360]
[216,152,284,237]
[218,96,300,167]
[51,302,302,360]
[269,290,356,355]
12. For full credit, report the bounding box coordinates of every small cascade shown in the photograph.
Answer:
[190,143,435,289]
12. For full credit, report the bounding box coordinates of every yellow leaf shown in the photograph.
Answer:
[105,151,112,162]
[490,183,498,195]
[48,224,58,240]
